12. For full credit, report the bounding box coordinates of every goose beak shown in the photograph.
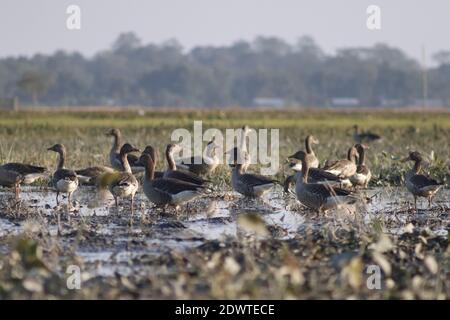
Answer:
[400,156,410,162]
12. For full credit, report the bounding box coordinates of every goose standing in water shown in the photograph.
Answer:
[47,144,79,207]
[323,145,358,179]
[353,125,381,144]
[75,166,115,186]
[292,150,360,213]
[350,144,371,189]
[137,154,206,210]
[108,143,140,213]
[0,162,47,198]
[106,128,142,173]
[177,138,220,176]
[285,151,343,194]
[401,151,443,211]
[229,147,277,198]
[164,144,210,185]
[0,167,23,199]
[0,163,47,185]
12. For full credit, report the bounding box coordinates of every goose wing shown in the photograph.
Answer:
[239,173,277,188]
[1,163,46,174]
[165,169,209,185]
[152,178,205,195]
[410,174,440,188]
[309,168,342,182]
[0,168,23,187]
[76,166,114,177]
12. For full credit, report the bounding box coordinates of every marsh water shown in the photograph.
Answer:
[0,186,449,278]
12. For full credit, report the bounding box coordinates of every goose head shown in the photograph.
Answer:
[47,143,66,154]
[401,151,423,163]
[120,143,139,155]
[106,128,121,137]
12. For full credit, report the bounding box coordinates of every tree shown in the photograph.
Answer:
[17,71,53,105]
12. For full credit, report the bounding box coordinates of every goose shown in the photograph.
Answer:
[401,151,443,211]
[0,162,47,185]
[163,144,210,185]
[177,138,220,176]
[47,144,79,207]
[229,147,277,198]
[287,135,320,171]
[108,143,140,213]
[284,150,344,193]
[75,166,115,186]
[106,128,143,173]
[0,167,23,199]
[292,150,360,213]
[350,144,371,188]
[353,125,381,144]
[136,154,206,209]
[323,145,358,179]
[142,146,164,179]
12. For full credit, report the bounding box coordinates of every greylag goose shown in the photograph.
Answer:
[350,144,371,188]
[47,144,79,207]
[287,135,320,171]
[229,147,277,198]
[0,163,47,185]
[108,143,140,213]
[0,167,23,199]
[75,166,115,186]
[323,145,358,179]
[177,138,219,176]
[106,128,142,173]
[284,151,344,193]
[137,154,206,208]
[401,151,443,211]
[353,125,381,143]
[142,146,164,179]
[292,150,360,213]
[164,144,210,186]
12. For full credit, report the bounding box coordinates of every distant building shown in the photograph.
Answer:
[0,97,19,110]
[330,97,360,107]
[252,97,286,108]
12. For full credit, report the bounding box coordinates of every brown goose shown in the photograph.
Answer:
[353,125,381,143]
[142,146,164,179]
[323,145,358,179]
[137,154,206,208]
[0,167,23,199]
[47,144,79,207]
[75,166,115,186]
[106,128,142,173]
[0,163,47,185]
[288,135,320,171]
[350,144,371,188]
[164,144,210,186]
[293,150,360,213]
[285,150,344,193]
[229,147,277,198]
[108,143,140,213]
[177,138,220,176]
[401,151,443,211]
[0,162,47,198]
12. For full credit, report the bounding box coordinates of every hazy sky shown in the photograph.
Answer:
[1,0,449,63]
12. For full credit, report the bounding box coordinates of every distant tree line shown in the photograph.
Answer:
[1,32,450,107]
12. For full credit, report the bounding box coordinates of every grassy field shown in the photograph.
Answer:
[0,108,449,299]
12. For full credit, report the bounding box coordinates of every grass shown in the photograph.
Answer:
[0,108,449,299]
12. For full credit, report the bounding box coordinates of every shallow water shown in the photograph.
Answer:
[0,185,449,277]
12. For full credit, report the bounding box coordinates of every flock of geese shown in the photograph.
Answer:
[0,126,444,214]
